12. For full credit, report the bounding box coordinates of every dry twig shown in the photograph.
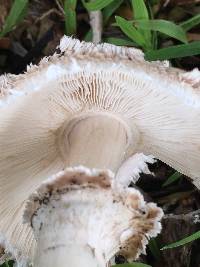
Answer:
[164,209,200,224]
[89,4,103,44]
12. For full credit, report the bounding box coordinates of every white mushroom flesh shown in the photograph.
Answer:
[24,166,163,267]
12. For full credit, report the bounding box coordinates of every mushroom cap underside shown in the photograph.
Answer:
[0,37,200,181]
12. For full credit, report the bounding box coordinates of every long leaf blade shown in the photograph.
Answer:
[180,13,200,32]
[0,0,28,37]
[131,0,151,46]
[145,41,200,61]
[161,230,200,250]
[148,238,161,260]
[115,16,146,48]
[134,19,188,43]
[103,0,123,24]
[82,0,114,11]
[131,0,149,19]
[64,0,77,36]
[162,172,182,187]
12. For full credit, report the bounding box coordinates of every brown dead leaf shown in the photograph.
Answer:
[0,37,11,49]
[187,33,200,41]
[116,5,133,20]
[0,0,12,30]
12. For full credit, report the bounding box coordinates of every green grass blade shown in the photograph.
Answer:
[112,263,152,267]
[131,0,149,19]
[148,238,161,260]
[115,16,146,49]
[0,0,29,37]
[102,0,123,24]
[84,29,92,41]
[104,37,137,46]
[130,0,151,47]
[180,14,200,32]
[162,172,182,187]
[64,0,77,36]
[161,230,200,250]
[0,260,12,267]
[134,19,188,43]
[15,2,28,24]
[82,0,114,11]
[145,41,200,61]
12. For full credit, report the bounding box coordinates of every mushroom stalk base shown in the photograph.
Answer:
[34,234,100,267]
[32,187,112,267]
[26,167,163,267]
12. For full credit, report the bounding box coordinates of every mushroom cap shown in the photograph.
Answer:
[0,36,200,264]
[24,166,163,266]
[0,36,200,181]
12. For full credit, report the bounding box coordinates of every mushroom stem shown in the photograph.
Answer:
[24,167,163,267]
[58,113,138,172]
[34,229,100,267]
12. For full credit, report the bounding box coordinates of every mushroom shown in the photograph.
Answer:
[0,36,199,265]
[24,166,163,267]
